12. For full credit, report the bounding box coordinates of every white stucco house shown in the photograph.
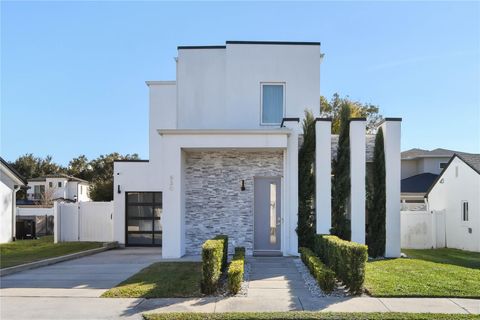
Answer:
[114,40,401,258]
[0,157,27,243]
[26,174,90,203]
[425,153,480,252]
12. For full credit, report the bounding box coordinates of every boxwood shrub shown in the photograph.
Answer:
[213,235,228,271]
[227,246,245,294]
[299,247,336,293]
[314,235,368,294]
[201,235,228,294]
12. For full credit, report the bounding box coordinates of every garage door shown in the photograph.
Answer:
[126,192,162,246]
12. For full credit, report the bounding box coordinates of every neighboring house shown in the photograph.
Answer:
[400,148,473,207]
[26,174,90,203]
[114,40,401,258]
[426,154,480,252]
[0,157,27,243]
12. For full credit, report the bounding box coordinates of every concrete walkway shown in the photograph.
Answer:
[1,254,479,319]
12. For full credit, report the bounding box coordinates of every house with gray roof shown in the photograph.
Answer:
[425,153,480,252]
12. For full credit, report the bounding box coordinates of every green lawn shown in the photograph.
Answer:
[143,312,480,320]
[0,236,103,269]
[102,262,202,298]
[365,248,480,297]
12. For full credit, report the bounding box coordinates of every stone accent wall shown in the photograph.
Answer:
[184,150,283,255]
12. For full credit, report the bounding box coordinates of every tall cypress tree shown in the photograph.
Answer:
[297,110,316,249]
[367,127,386,257]
[331,103,351,240]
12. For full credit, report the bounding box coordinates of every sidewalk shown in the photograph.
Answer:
[1,296,478,319]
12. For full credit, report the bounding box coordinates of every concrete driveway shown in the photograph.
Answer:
[0,247,162,298]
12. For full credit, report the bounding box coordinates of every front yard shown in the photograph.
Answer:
[102,262,203,298]
[365,248,480,297]
[0,236,104,269]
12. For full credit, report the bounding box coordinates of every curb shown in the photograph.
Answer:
[0,242,119,277]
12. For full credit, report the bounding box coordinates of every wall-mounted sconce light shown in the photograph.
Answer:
[240,180,246,191]
[117,185,121,194]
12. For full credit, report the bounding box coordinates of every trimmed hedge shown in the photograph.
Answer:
[299,247,336,293]
[227,246,245,294]
[201,235,228,294]
[213,235,229,271]
[314,234,368,294]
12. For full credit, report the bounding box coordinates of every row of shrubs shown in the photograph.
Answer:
[201,235,228,294]
[314,234,368,294]
[299,247,336,293]
[227,247,245,294]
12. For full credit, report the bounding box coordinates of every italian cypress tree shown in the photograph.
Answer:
[367,127,386,257]
[297,110,316,249]
[331,103,351,240]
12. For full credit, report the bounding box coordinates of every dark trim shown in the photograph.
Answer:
[349,117,367,122]
[280,117,300,128]
[0,157,27,185]
[226,41,320,46]
[178,45,226,50]
[315,117,332,122]
[378,117,403,126]
[114,159,149,163]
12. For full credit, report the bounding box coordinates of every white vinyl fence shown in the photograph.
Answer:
[401,210,446,249]
[54,201,113,243]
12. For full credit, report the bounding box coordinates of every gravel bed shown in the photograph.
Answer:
[293,258,347,297]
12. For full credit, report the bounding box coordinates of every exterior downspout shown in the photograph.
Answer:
[12,185,21,241]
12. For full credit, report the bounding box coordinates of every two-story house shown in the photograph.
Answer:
[27,174,90,203]
[114,41,402,259]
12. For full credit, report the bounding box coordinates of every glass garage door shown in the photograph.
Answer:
[126,192,162,246]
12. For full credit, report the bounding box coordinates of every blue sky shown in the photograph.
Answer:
[1,1,479,165]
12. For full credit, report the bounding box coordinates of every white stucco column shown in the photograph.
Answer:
[381,118,402,257]
[283,119,301,256]
[315,118,332,234]
[53,201,59,243]
[349,118,366,244]
[161,139,184,258]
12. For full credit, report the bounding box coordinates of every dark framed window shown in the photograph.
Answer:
[126,192,162,246]
[49,182,53,188]
[58,181,62,187]
[439,162,447,169]
[462,201,469,222]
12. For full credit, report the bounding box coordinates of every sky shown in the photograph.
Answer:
[1,1,479,165]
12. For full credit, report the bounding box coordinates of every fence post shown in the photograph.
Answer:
[53,201,59,243]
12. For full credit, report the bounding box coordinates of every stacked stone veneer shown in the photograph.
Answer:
[184,150,284,255]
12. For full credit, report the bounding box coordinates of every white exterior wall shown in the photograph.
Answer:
[401,157,451,179]
[174,44,320,130]
[0,175,15,243]
[428,157,480,252]
[401,159,418,179]
[77,183,91,202]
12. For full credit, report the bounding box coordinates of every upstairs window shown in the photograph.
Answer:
[261,83,285,125]
[462,201,469,222]
[439,162,447,169]
[49,182,53,188]
[58,181,62,188]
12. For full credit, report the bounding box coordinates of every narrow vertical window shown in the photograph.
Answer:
[261,84,284,125]
[462,201,469,222]
[58,182,62,188]
[269,183,277,244]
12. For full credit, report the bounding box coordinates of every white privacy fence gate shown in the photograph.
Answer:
[401,209,446,249]
[54,201,113,243]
